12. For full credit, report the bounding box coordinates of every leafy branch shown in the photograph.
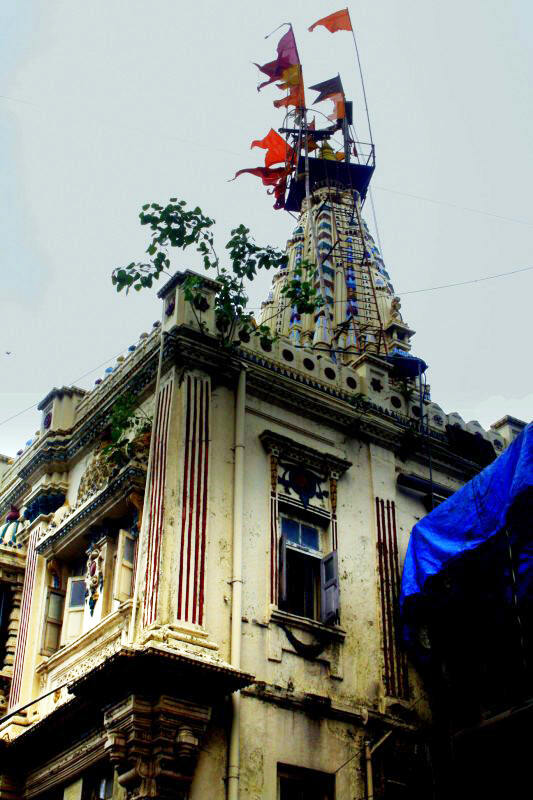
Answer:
[112,199,324,347]
[103,393,152,468]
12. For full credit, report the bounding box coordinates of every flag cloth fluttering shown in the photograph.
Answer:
[309,75,346,120]
[251,129,294,168]
[255,25,305,109]
[230,166,290,209]
[308,8,352,34]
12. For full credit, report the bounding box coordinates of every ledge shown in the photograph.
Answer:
[270,607,346,643]
[260,430,352,478]
[36,466,145,555]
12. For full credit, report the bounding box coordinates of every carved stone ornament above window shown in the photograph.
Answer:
[77,443,115,505]
[259,430,352,481]
[277,462,328,508]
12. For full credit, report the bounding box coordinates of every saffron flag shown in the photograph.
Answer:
[251,129,294,168]
[308,9,352,34]
[273,81,305,110]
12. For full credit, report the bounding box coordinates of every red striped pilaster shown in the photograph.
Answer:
[177,375,210,626]
[8,528,39,709]
[142,378,173,628]
[270,454,279,604]
[376,497,409,699]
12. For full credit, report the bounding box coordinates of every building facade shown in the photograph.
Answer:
[0,168,524,799]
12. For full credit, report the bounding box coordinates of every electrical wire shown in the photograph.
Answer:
[2,92,532,229]
[373,184,533,228]
[248,264,533,310]
[0,343,137,428]
[2,263,530,429]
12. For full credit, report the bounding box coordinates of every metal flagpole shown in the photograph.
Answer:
[347,10,374,146]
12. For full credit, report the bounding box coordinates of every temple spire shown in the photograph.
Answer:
[260,139,413,360]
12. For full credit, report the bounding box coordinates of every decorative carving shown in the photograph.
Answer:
[104,695,211,800]
[127,491,145,535]
[77,443,115,505]
[85,542,104,615]
[269,454,278,493]
[52,633,124,688]
[277,462,328,508]
[260,430,352,479]
[389,296,403,322]
[330,477,337,516]
[3,586,22,674]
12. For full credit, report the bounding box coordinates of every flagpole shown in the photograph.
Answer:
[348,10,374,146]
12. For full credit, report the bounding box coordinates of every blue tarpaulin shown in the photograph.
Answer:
[400,423,533,646]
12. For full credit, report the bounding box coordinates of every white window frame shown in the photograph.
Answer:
[61,575,86,645]
[112,529,136,606]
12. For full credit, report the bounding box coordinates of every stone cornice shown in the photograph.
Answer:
[1,324,484,516]
[36,466,146,555]
[260,430,352,477]
[37,386,87,412]
[242,683,422,734]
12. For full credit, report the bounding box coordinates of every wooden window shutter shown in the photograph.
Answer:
[61,576,85,644]
[320,550,339,624]
[113,529,135,604]
[42,588,65,655]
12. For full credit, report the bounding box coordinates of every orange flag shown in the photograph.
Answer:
[251,129,294,168]
[308,9,352,34]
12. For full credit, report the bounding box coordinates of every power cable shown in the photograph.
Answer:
[2,92,532,229]
[0,344,137,428]
[373,185,533,228]
[248,264,533,310]
[1,263,531,431]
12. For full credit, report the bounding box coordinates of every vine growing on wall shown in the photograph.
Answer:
[103,392,152,468]
[111,198,323,346]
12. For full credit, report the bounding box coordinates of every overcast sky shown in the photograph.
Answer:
[1,0,531,456]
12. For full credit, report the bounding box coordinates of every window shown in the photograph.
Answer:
[278,765,335,800]
[42,588,65,655]
[279,516,339,624]
[61,575,86,644]
[113,529,136,606]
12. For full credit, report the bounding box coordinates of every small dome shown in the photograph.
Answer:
[0,512,26,548]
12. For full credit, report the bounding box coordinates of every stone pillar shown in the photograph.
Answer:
[104,694,211,800]
[3,586,23,674]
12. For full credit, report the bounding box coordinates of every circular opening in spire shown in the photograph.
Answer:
[346,376,357,390]
[282,349,294,362]
[324,367,336,381]
[303,358,315,371]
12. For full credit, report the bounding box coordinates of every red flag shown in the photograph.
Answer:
[308,9,352,34]
[251,129,294,168]
[230,166,289,186]
[230,166,289,210]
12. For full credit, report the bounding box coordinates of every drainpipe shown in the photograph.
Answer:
[227,368,246,800]
[365,730,392,800]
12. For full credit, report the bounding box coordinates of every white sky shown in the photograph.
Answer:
[1,0,532,456]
